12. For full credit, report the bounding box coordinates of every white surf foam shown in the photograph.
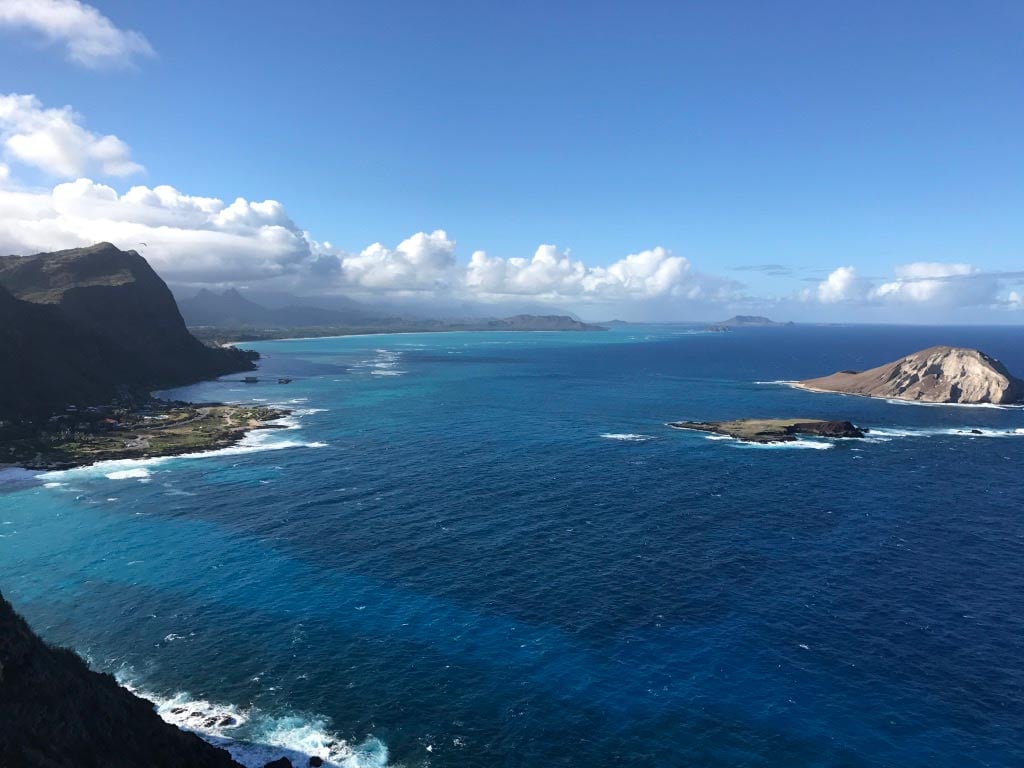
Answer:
[351,349,407,378]
[866,426,1024,441]
[737,438,834,450]
[692,433,833,449]
[124,685,390,768]
[37,428,326,483]
[105,467,152,481]
[600,433,655,442]
[883,398,1024,410]
[775,381,1024,409]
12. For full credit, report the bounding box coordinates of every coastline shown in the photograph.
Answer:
[786,380,1024,408]
[218,326,607,347]
[0,403,291,472]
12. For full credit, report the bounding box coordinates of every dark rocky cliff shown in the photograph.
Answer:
[0,592,242,768]
[0,243,255,419]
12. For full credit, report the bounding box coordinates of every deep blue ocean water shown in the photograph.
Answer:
[2,325,1023,767]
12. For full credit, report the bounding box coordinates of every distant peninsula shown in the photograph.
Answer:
[179,287,606,343]
[795,346,1024,405]
[668,418,865,443]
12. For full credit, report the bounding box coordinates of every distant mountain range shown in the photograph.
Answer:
[0,243,254,420]
[178,287,394,328]
[178,288,606,339]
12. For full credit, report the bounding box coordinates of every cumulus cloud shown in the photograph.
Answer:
[465,244,711,301]
[0,93,142,177]
[816,266,864,303]
[2,95,1014,318]
[0,172,732,306]
[871,262,999,306]
[341,230,457,291]
[0,0,154,68]
[0,178,317,281]
[810,261,1006,309]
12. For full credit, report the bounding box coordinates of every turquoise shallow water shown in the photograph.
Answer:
[2,325,1023,767]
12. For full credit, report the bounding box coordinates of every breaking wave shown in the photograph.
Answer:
[883,399,1024,410]
[37,418,326,484]
[600,433,655,442]
[353,349,407,377]
[123,685,389,768]
[735,438,834,450]
[106,468,153,481]
[866,426,1024,441]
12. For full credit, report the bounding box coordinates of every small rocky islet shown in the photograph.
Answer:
[668,418,866,443]
[795,346,1024,405]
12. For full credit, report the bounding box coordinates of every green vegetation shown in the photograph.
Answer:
[0,402,287,470]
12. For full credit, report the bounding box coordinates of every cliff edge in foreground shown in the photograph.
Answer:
[796,346,1024,404]
[0,592,242,768]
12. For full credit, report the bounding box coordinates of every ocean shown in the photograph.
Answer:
[2,324,1023,767]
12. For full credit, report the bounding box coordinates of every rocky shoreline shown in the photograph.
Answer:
[796,346,1024,404]
[0,592,243,768]
[668,418,866,443]
[0,402,289,471]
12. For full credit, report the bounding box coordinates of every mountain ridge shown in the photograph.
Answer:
[0,243,255,420]
[179,287,606,336]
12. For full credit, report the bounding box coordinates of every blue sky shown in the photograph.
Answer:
[0,0,1022,321]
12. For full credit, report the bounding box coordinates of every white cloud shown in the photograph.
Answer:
[0,174,730,306]
[1,94,1014,319]
[466,244,706,301]
[816,265,862,303]
[0,93,143,177]
[811,261,1004,309]
[872,262,998,307]
[0,178,316,281]
[341,230,457,291]
[0,0,154,68]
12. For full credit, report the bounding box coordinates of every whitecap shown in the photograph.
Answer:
[106,468,152,481]
[866,426,1024,441]
[738,439,834,450]
[600,433,655,442]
